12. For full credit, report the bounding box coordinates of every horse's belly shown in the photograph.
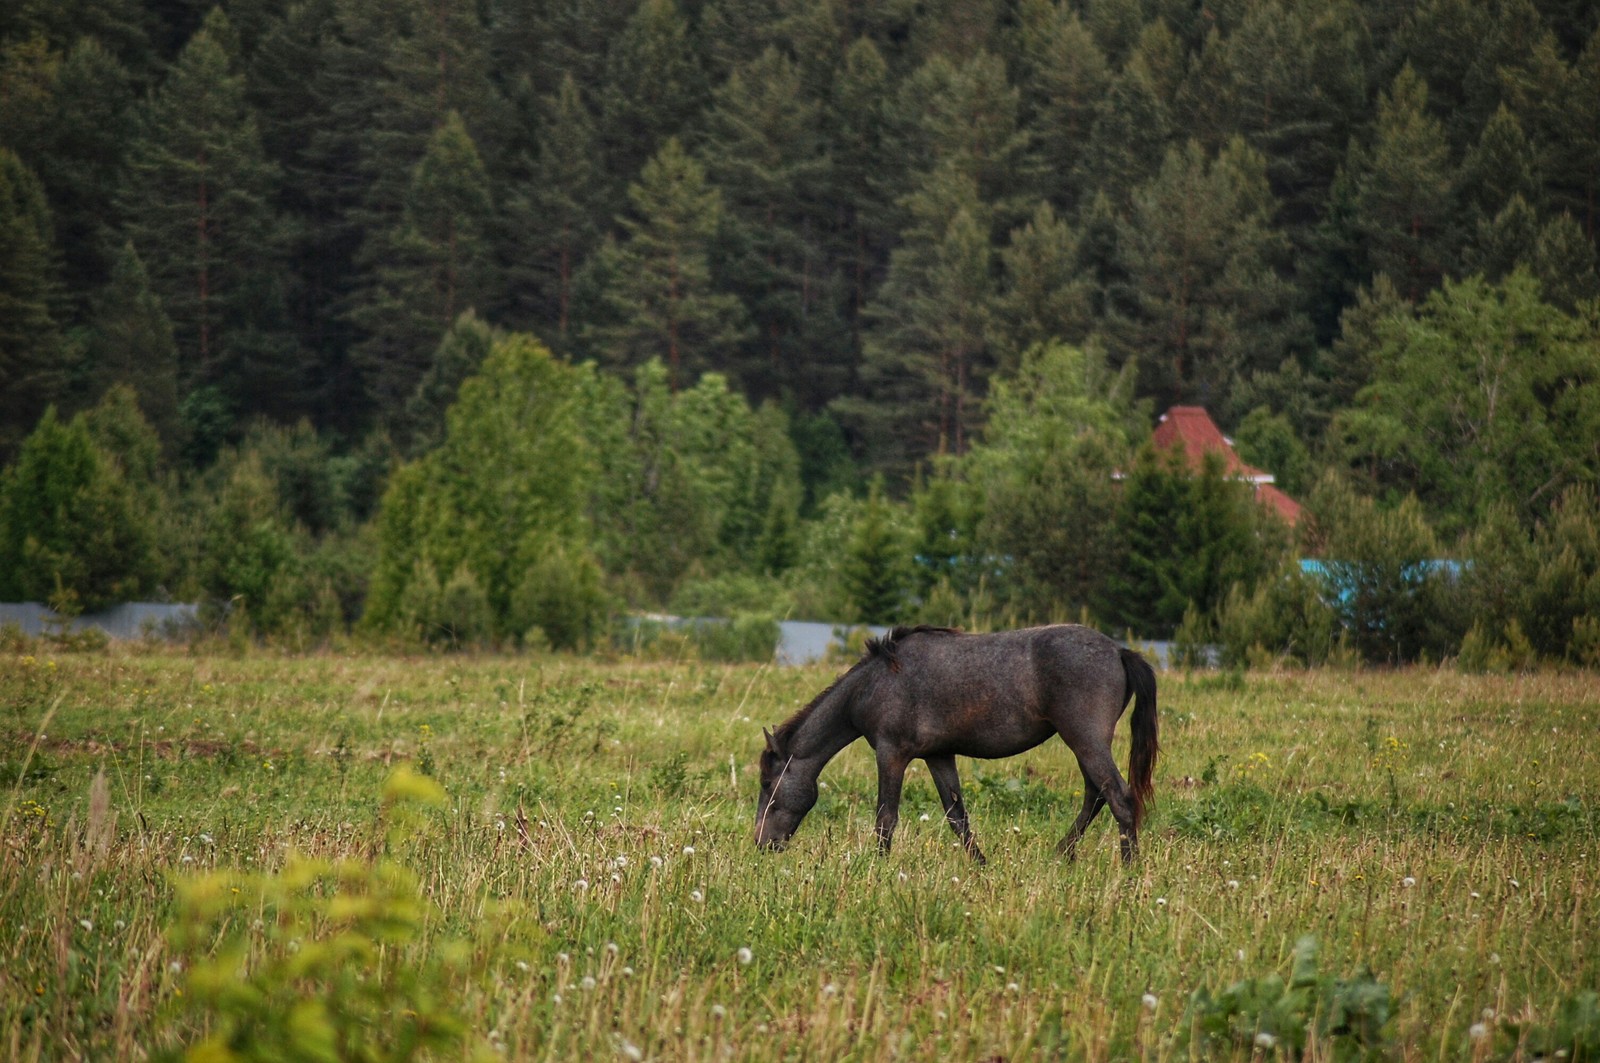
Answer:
[926,714,1056,759]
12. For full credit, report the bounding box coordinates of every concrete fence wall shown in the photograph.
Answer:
[0,602,201,640]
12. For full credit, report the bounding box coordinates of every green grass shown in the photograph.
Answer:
[2,648,1596,1060]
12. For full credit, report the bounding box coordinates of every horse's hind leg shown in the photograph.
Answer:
[1066,745,1139,865]
[1056,761,1106,861]
[925,754,986,864]
[873,750,910,854]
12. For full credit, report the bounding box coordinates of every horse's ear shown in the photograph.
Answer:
[763,727,778,754]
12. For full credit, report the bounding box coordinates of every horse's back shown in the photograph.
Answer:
[877,625,1127,756]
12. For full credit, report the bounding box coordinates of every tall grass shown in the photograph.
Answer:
[1,649,1595,1059]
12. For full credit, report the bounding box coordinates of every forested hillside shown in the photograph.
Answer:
[2,0,1599,662]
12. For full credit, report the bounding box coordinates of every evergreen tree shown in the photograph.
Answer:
[583,138,752,389]
[1010,0,1110,211]
[1457,105,1543,223]
[118,8,294,428]
[596,0,706,207]
[839,477,914,624]
[698,0,789,81]
[1529,210,1600,310]
[1110,138,1305,413]
[698,47,830,400]
[1109,442,1281,637]
[0,406,158,610]
[1106,442,1193,636]
[1074,57,1172,213]
[308,0,499,428]
[84,241,180,447]
[845,169,997,472]
[0,0,152,73]
[1550,24,1600,237]
[403,310,495,457]
[891,51,1035,234]
[3,37,137,307]
[827,36,895,330]
[1346,66,1459,303]
[0,148,67,459]
[994,201,1095,369]
[350,112,495,419]
[1207,0,1366,239]
[500,74,599,342]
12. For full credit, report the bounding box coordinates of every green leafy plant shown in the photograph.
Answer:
[1504,990,1600,1061]
[162,768,504,1062]
[1178,935,1392,1059]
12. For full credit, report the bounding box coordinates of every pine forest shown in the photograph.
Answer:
[2,0,1600,665]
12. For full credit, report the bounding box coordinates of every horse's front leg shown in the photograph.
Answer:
[925,754,985,864]
[873,750,910,854]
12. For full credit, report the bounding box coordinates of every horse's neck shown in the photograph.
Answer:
[787,678,861,770]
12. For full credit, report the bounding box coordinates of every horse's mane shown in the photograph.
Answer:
[863,625,961,671]
[769,626,962,751]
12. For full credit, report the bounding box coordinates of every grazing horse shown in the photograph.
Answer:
[755,624,1158,864]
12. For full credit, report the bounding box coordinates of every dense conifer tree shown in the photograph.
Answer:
[0,148,68,458]
[584,139,752,389]
[84,241,180,447]
[119,9,293,427]
[1345,65,1459,303]
[350,112,495,419]
[597,0,705,208]
[500,73,599,342]
[1110,138,1304,413]
[699,47,830,400]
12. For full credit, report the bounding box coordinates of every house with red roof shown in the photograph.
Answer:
[1150,406,1303,526]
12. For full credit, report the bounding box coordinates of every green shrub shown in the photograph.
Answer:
[1178,935,1392,1059]
[1504,990,1600,1062]
[510,542,609,651]
[689,612,780,662]
[161,768,512,1063]
[1215,562,1337,668]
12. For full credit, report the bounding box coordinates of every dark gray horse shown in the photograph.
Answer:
[756,625,1158,864]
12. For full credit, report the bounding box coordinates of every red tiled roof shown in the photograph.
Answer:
[1150,406,1273,482]
[1256,483,1303,526]
[1150,406,1302,526]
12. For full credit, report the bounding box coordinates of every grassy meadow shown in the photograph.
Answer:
[1,646,1596,1061]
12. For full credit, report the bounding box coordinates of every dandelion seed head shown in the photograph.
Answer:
[1142,993,1158,1011]
[690,889,704,903]
[573,878,589,891]
[682,845,695,856]
[737,947,753,966]
[710,1004,726,1019]
[580,976,596,991]
[1255,1031,1277,1048]
[1469,1023,1488,1040]
[79,919,93,932]
[1402,876,1416,888]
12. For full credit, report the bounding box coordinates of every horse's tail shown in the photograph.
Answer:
[1119,647,1159,828]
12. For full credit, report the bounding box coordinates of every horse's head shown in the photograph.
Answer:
[755,727,815,850]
